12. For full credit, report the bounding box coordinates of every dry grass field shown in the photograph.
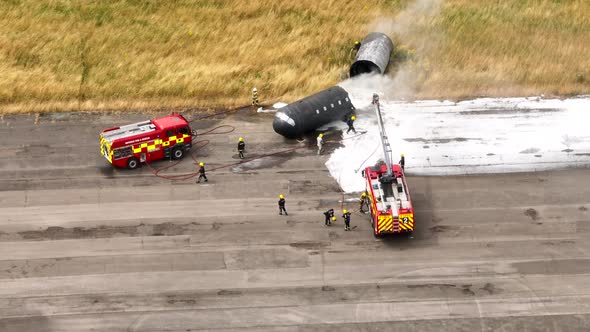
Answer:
[427,0,590,99]
[0,0,589,113]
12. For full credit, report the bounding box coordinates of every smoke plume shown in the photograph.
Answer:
[341,0,443,101]
[371,0,442,42]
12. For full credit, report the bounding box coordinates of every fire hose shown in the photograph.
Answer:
[146,108,368,183]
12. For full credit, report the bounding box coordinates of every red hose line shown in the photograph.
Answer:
[145,124,307,181]
[145,122,368,184]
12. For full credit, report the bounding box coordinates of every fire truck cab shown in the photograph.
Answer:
[100,113,194,169]
[363,163,414,236]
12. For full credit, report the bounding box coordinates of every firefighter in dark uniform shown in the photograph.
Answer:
[399,153,405,171]
[278,194,288,215]
[196,162,208,183]
[238,137,246,159]
[346,115,357,134]
[323,208,334,226]
[359,192,369,213]
[350,40,361,59]
[353,40,361,52]
[342,209,351,231]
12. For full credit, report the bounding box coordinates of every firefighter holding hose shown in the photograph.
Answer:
[359,191,369,213]
[342,209,351,231]
[323,208,334,226]
[346,115,357,134]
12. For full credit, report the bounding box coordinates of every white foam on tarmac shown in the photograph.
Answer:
[327,84,590,193]
[256,107,277,113]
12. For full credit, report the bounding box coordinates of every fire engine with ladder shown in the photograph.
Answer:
[100,113,195,169]
[362,94,415,237]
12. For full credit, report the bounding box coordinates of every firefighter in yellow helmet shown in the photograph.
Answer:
[342,209,351,231]
[196,162,208,183]
[350,40,361,59]
[359,191,369,213]
[238,137,246,159]
[346,115,357,134]
[399,153,405,170]
[323,208,334,226]
[252,87,259,106]
[317,133,324,155]
[278,194,288,215]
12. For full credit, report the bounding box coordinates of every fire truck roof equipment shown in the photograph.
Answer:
[101,120,156,144]
[101,114,188,144]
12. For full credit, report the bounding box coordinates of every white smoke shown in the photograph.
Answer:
[341,0,443,101]
[371,0,443,41]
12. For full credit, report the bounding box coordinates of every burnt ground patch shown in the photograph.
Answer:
[524,208,539,221]
[1,221,204,241]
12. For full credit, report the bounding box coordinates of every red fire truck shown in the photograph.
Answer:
[100,113,195,169]
[362,94,414,237]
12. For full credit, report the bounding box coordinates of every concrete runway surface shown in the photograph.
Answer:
[0,110,589,331]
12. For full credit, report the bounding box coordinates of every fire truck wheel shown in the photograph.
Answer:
[172,147,184,160]
[127,157,139,169]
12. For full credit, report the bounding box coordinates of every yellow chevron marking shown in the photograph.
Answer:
[378,215,393,232]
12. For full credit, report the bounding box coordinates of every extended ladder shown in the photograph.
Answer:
[372,93,393,178]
